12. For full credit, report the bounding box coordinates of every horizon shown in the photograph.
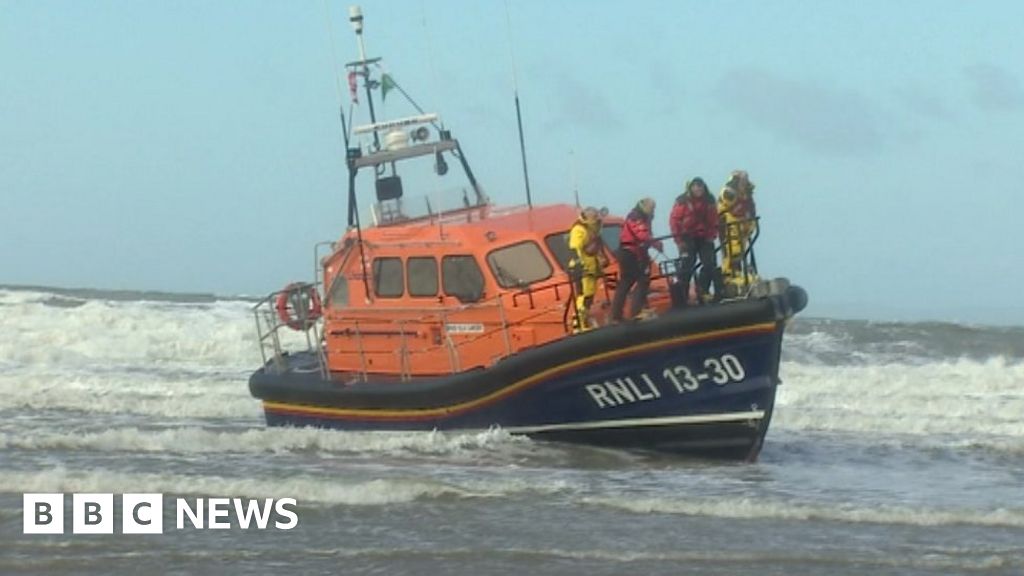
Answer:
[2,1,1022,326]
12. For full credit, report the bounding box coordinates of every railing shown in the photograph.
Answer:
[252,240,347,377]
[313,241,335,292]
[321,293,572,381]
[653,216,761,300]
[252,282,327,378]
[371,186,489,227]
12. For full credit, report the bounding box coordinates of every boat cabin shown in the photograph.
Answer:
[319,201,646,377]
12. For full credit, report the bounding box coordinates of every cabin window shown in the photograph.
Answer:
[544,224,623,272]
[407,257,438,297]
[326,274,350,309]
[544,233,573,272]
[487,241,553,288]
[442,255,485,302]
[373,257,404,298]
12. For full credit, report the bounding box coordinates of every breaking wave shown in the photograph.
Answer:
[0,467,568,506]
[0,426,528,458]
[582,495,1024,528]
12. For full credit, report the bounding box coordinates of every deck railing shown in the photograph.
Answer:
[252,282,327,378]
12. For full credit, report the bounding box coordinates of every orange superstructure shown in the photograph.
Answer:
[315,202,672,378]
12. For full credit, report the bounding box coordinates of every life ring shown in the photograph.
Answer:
[275,283,323,331]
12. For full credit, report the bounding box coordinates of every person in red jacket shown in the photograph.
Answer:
[669,177,723,305]
[610,197,663,322]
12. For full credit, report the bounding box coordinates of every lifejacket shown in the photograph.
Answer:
[618,208,654,258]
[718,187,757,240]
[719,186,756,219]
[717,186,759,294]
[670,192,718,241]
[568,217,601,275]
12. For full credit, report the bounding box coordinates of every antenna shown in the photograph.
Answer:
[504,0,532,208]
[321,0,351,150]
[349,5,380,151]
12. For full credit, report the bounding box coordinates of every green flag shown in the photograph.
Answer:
[381,73,397,101]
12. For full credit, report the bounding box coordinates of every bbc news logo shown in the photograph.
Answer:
[23,494,298,534]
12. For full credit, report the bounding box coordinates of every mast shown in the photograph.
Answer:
[341,3,487,233]
[346,5,372,301]
[349,5,380,151]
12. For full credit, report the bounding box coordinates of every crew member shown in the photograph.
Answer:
[718,170,758,296]
[568,207,604,332]
[610,198,662,322]
[669,177,722,305]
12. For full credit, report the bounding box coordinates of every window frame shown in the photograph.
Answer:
[406,256,439,298]
[486,240,555,289]
[544,232,574,272]
[441,254,486,302]
[325,273,350,309]
[372,256,405,298]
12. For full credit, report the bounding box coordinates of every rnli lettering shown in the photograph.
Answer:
[585,376,661,408]
[583,354,746,409]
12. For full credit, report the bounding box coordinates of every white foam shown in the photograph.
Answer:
[583,495,1024,528]
[0,372,260,420]
[0,291,303,371]
[776,357,1024,438]
[0,466,566,505]
[0,426,529,458]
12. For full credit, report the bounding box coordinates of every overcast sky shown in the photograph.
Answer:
[2,0,1022,325]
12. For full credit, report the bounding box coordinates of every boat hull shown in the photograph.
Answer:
[250,287,804,460]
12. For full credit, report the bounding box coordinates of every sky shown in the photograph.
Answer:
[1,0,1022,325]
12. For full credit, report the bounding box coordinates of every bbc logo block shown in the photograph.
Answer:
[23,493,297,534]
[122,493,163,534]
[23,493,163,535]
[23,494,64,534]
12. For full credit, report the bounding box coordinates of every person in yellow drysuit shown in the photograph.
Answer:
[718,170,758,297]
[568,207,605,332]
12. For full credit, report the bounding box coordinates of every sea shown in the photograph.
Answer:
[1,285,1022,575]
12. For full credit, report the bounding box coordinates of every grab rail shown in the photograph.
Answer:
[252,283,327,378]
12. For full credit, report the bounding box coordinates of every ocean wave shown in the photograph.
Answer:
[243,546,1014,572]
[785,318,1024,364]
[0,373,259,420]
[0,291,275,370]
[775,358,1024,437]
[0,286,246,305]
[0,467,567,506]
[582,495,1024,528]
[0,426,529,458]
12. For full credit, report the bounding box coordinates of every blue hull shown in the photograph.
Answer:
[249,286,808,459]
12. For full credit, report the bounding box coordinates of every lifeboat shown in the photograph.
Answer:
[248,7,807,460]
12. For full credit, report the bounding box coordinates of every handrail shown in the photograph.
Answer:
[251,282,327,376]
[322,291,562,376]
[511,278,570,309]
[313,241,334,291]
[654,217,762,301]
